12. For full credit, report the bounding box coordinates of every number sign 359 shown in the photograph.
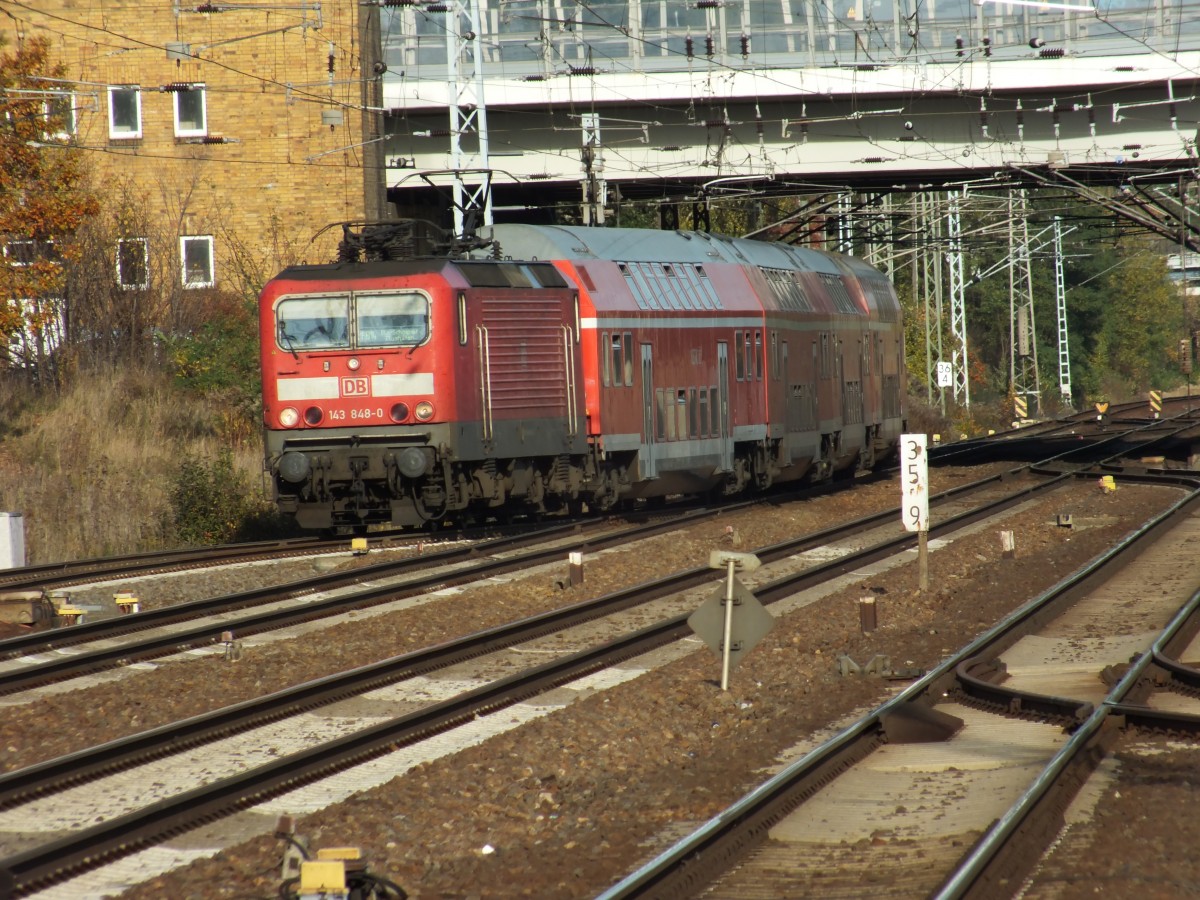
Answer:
[901,433,928,533]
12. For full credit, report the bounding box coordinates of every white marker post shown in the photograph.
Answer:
[901,433,929,590]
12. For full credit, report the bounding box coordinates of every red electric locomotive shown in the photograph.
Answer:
[259,222,906,531]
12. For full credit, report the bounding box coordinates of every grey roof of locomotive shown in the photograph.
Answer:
[482,224,849,277]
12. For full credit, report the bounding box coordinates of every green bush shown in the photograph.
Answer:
[168,449,268,545]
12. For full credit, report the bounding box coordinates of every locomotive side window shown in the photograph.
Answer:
[610,333,623,387]
[277,294,350,350]
[601,331,611,387]
[356,291,428,347]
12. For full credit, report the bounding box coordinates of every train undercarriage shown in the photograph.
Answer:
[268,426,899,532]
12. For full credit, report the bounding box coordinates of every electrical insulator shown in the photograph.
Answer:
[685,37,694,60]
[740,34,750,58]
[982,36,992,57]
[955,35,964,57]
[705,34,714,57]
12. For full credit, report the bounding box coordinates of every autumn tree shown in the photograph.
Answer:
[0,35,98,384]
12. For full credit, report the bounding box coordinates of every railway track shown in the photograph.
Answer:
[598,475,1200,899]
[0,451,1174,897]
[0,420,1195,897]
[0,532,417,593]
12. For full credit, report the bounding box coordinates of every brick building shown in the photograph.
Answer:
[0,0,384,294]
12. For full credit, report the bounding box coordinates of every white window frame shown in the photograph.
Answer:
[43,92,76,141]
[4,240,36,267]
[116,238,149,290]
[172,84,207,138]
[180,235,214,289]
[107,85,142,140]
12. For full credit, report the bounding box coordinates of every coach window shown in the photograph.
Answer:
[610,333,623,387]
[277,294,350,350]
[676,389,687,439]
[622,332,634,385]
[734,330,745,380]
[687,387,698,437]
[356,291,428,347]
[754,331,763,380]
[655,389,667,440]
[601,332,611,386]
[698,388,709,438]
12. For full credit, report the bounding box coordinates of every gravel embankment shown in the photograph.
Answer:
[2,469,1179,899]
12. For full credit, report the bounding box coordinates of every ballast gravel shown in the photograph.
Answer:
[0,466,1181,899]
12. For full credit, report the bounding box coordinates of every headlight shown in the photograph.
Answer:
[347,357,361,371]
[390,402,410,423]
[279,407,300,428]
[415,401,435,421]
[304,406,324,425]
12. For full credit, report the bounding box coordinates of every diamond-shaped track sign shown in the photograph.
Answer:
[687,577,775,673]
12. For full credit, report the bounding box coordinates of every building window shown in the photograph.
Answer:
[180,235,214,288]
[4,240,35,267]
[108,86,141,139]
[117,238,149,289]
[44,92,75,141]
[173,85,207,138]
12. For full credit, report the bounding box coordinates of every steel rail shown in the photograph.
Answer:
[596,480,1200,900]
[0,465,1056,807]
[0,461,1107,895]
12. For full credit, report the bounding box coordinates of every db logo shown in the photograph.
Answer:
[340,377,369,397]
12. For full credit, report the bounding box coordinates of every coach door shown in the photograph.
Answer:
[717,341,732,472]
[640,343,657,479]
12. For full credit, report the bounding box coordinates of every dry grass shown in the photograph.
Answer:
[0,368,266,564]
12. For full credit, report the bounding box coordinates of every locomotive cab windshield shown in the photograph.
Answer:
[276,291,429,351]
